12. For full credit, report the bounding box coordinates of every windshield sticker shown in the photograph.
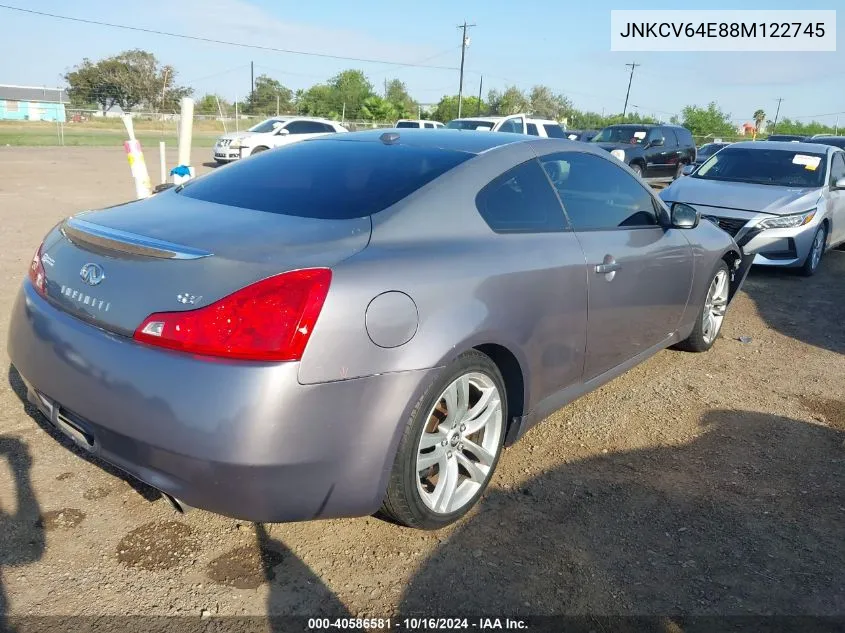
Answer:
[792,154,821,170]
[633,131,647,139]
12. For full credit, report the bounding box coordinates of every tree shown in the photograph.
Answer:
[528,85,572,121]
[680,102,735,139]
[487,86,527,115]
[328,69,375,119]
[385,79,417,118]
[245,74,293,115]
[360,96,396,122]
[196,94,229,115]
[429,95,486,122]
[65,49,190,113]
[753,109,766,133]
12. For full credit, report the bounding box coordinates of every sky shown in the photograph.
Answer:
[0,0,842,125]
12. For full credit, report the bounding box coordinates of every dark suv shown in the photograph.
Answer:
[591,124,696,179]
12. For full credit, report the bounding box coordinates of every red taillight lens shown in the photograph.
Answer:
[29,244,47,295]
[133,268,332,361]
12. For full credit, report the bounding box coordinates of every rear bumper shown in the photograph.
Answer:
[8,283,437,522]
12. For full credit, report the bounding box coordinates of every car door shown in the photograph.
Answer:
[540,150,694,381]
[643,127,671,177]
[828,151,845,246]
[495,115,526,134]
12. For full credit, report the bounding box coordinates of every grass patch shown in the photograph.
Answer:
[0,122,224,148]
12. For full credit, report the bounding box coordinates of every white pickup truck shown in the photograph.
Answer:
[445,114,566,138]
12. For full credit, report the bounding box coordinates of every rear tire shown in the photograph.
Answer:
[677,261,730,353]
[673,161,687,180]
[629,162,644,177]
[380,350,506,530]
[800,224,826,277]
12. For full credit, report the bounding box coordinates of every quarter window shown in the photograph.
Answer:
[540,152,659,230]
[497,118,523,134]
[527,123,539,136]
[543,124,566,139]
[476,159,567,233]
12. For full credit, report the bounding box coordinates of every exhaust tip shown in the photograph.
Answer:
[162,492,193,514]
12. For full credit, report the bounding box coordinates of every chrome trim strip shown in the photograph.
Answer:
[62,217,213,260]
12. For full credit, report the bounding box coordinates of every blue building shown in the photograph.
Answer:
[0,85,68,122]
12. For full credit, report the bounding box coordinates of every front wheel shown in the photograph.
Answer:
[800,223,827,277]
[380,350,506,529]
[629,162,644,177]
[676,261,730,353]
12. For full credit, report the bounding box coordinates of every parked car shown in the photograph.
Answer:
[694,142,732,166]
[525,118,567,138]
[765,134,807,142]
[445,114,528,134]
[564,129,599,142]
[662,141,845,276]
[212,117,347,163]
[592,124,697,179]
[395,119,445,129]
[805,135,845,150]
[10,129,750,529]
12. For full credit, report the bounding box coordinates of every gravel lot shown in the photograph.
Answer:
[0,147,843,625]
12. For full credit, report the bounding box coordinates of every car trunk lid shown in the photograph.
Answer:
[39,191,371,337]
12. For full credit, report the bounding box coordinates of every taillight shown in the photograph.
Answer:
[133,268,331,361]
[29,243,47,295]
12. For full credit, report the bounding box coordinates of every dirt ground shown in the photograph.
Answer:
[0,147,843,626]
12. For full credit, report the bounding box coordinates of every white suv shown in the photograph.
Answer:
[445,114,529,134]
[213,117,348,163]
[526,118,567,139]
[395,120,444,129]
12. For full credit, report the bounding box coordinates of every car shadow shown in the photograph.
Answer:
[0,436,44,633]
[6,366,160,503]
[398,409,845,619]
[740,250,845,355]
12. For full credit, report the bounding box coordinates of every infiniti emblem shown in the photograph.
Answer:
[79,263,105,286]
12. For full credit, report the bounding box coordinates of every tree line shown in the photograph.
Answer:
[64,50,841,137]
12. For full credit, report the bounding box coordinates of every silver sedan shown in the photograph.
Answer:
[663,141,845,276]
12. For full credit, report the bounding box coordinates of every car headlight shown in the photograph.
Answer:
[610,149,625,161]
[757,209,816,230]
[229,137,245,149]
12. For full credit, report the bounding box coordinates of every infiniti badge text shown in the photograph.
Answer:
[60,286,111,312]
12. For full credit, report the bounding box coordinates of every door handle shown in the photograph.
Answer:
[595,262,622,274]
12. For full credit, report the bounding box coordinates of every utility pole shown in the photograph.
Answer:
[250,61,255,101]
[477,75,483,115]
[622,62,640,119]
[456,21,476,118]
[835,114,839,136]
[772,97,783,133]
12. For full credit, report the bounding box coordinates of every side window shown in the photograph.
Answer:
[285,121,326,134]
[283,121,309,134]
[543,124,566,139]
[320,123,337,133]
[526,123,539,136]
[475,159,568,233]
[646,128,665,145]
[424,123,435,129]
[664,129,679,147]
[830,153,845,184]
[498,117,522,134]
[540,152,659,231]
[678,128,693,147]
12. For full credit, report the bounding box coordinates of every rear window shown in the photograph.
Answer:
[179,139,471,219]
[396,121,419,128]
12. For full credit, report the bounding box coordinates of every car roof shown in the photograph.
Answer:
[311,128,537,154]
[729,140,833,153]
[450,116,504,123]
[527,118,560,124]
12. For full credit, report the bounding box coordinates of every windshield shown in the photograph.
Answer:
[446,119,495,131]
[591,126,650,145]
[694,147,826,188]
[248,118,285,133]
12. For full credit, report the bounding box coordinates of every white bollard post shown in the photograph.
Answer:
[121,115,152,199]
[159,141,166,185]
[172,98,195,186]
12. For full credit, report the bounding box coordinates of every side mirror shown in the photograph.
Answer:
[648,137,664,147]
[671,203,699,229]
[276,128,290,135]
[835,177,845,189]
[681,164,696,176]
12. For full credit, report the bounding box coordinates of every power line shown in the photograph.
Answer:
[0,3,461,71]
